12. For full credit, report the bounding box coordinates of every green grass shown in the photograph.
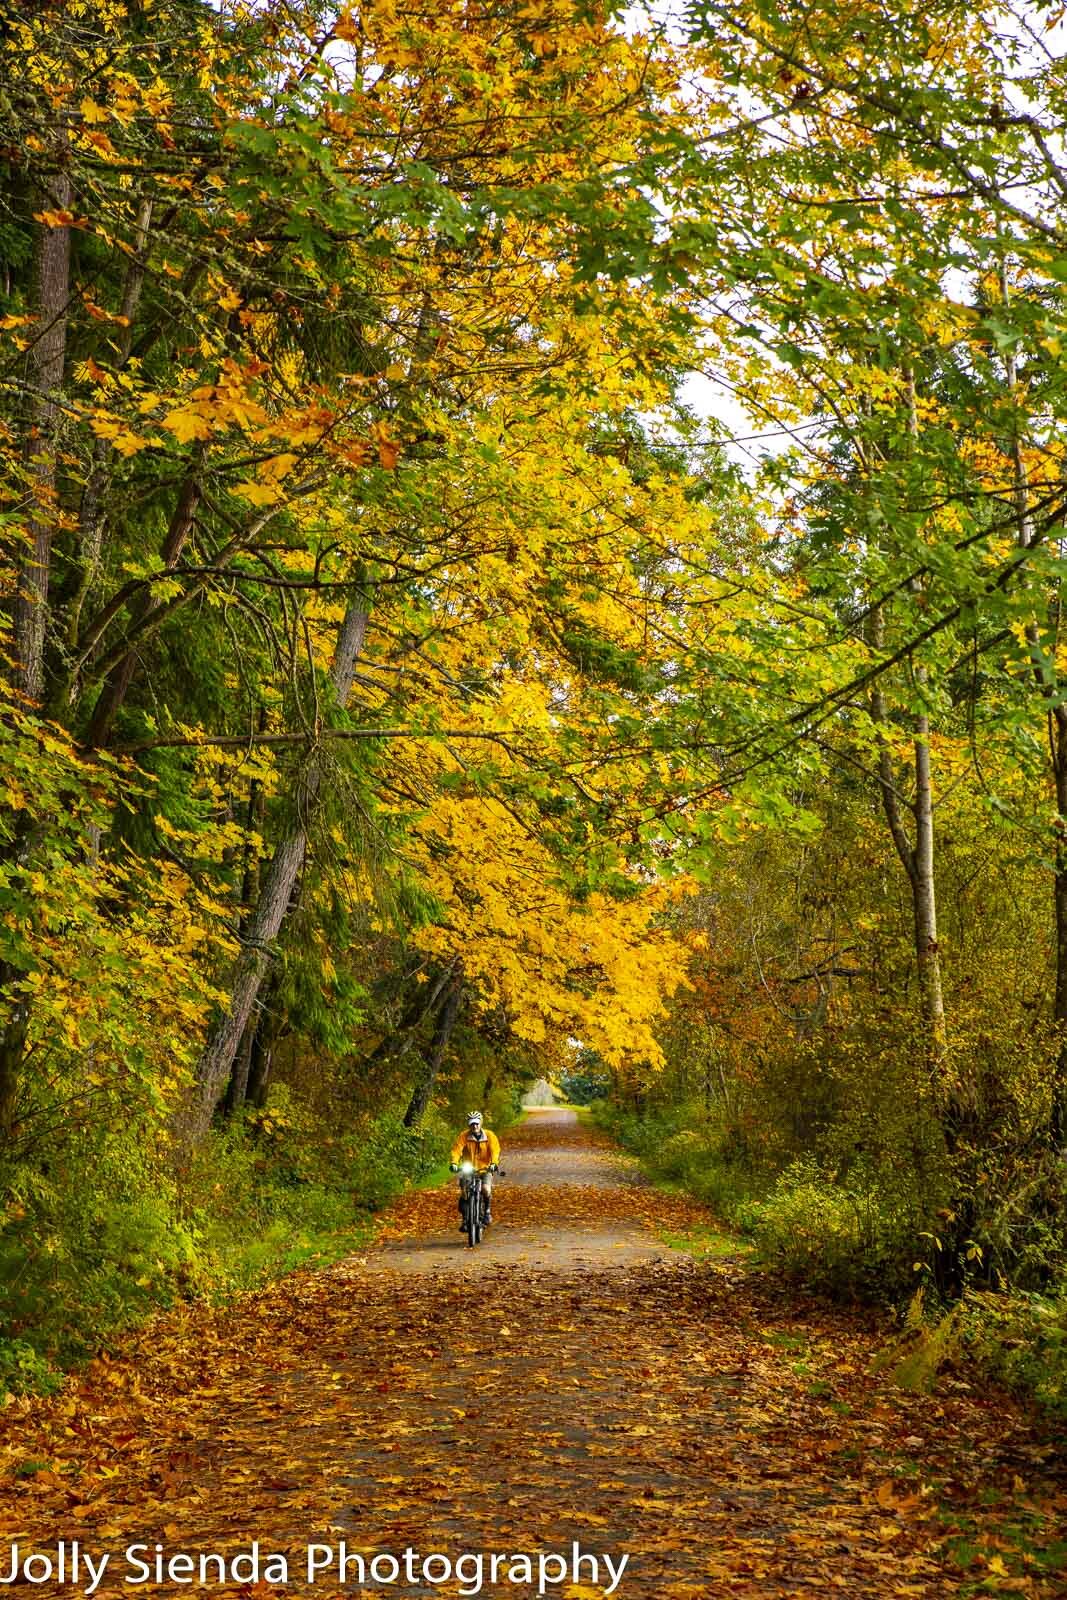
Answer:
[389,1157,454,1199]
[765,1329,808,1351]
[659,1222,754,1260]
[207,1214,377,1293]
[892,1457,1067,1596]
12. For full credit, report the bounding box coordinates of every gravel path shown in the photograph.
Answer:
[362,1108,672,1275]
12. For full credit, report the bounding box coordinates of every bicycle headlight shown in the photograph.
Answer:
[461,1161,474,1174]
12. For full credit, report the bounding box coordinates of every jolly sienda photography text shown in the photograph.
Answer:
[0,1542,630,1597]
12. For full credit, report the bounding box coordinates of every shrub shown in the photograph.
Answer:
[595,1100,764,1220]
[0,1338,62,1399]
[957,1285,1067,1419]
[345,1109,450,1212]
[1,1139,203,1367]
[738,1156,915,1295]
[869,1281,1067,1421]
[0,1075,457,1389]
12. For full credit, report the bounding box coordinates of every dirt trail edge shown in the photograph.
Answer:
[1,1110,1064,1600]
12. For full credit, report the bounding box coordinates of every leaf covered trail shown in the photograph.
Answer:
[2,1111,1064,1598]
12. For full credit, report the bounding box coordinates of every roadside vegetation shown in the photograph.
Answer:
[597,1083,1067,1420]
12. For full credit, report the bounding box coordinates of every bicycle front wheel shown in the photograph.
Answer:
[466,1184,480,1248]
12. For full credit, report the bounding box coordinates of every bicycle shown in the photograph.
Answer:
[452,1161,502,1248]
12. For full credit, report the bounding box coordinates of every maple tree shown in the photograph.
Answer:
[586,0,1067,1305]
[0,0,715,1364]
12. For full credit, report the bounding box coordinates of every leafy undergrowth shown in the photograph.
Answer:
[597,1103,1067,1423]
[0,1115,1063,1599]
[0,1099,451,1393]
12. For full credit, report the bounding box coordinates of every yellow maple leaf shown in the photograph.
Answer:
[233,480,281,507]
[88,415,151,455]
[163,408,213,443]
[263,451,298,480]
[33,209,88,229]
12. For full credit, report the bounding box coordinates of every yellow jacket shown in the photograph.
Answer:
[451,1127,500,1171]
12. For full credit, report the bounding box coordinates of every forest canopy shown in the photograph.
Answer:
[2,0,1067,1401]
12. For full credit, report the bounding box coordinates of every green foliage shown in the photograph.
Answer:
[0,1077,452,1394]
[594,1099,763,1221]
[559,1054,610,1105]
[0,1138,202,1367]
[737,1157,916,1298]
[607,1084,1067,1414]
[188,1089,451,1288]
[957,1287,1067,1420]
[345,1110,451,1213]
[609,1089,921,1297]
[870,1283,1067,1422]
[0,1338,62,1399]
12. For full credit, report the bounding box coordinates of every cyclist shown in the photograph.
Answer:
[449,1111,501,1228]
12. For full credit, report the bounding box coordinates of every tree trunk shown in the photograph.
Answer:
[0,811,48,1141]
[359,966,453,1075]
[223,1017,256,1117]
[222,752,271,1118]
[14,161,72,702]
[1052,708,1067,1147]
[861,377,947,1057]
[0,1000,28,1142]
[246,976,284,1110]
[868,609,946,1059]
[60,196,153,675]
[912,711,946,1053]
[402,972,463,1129]
[2,192,148,1130]
[188,600,369,1137]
